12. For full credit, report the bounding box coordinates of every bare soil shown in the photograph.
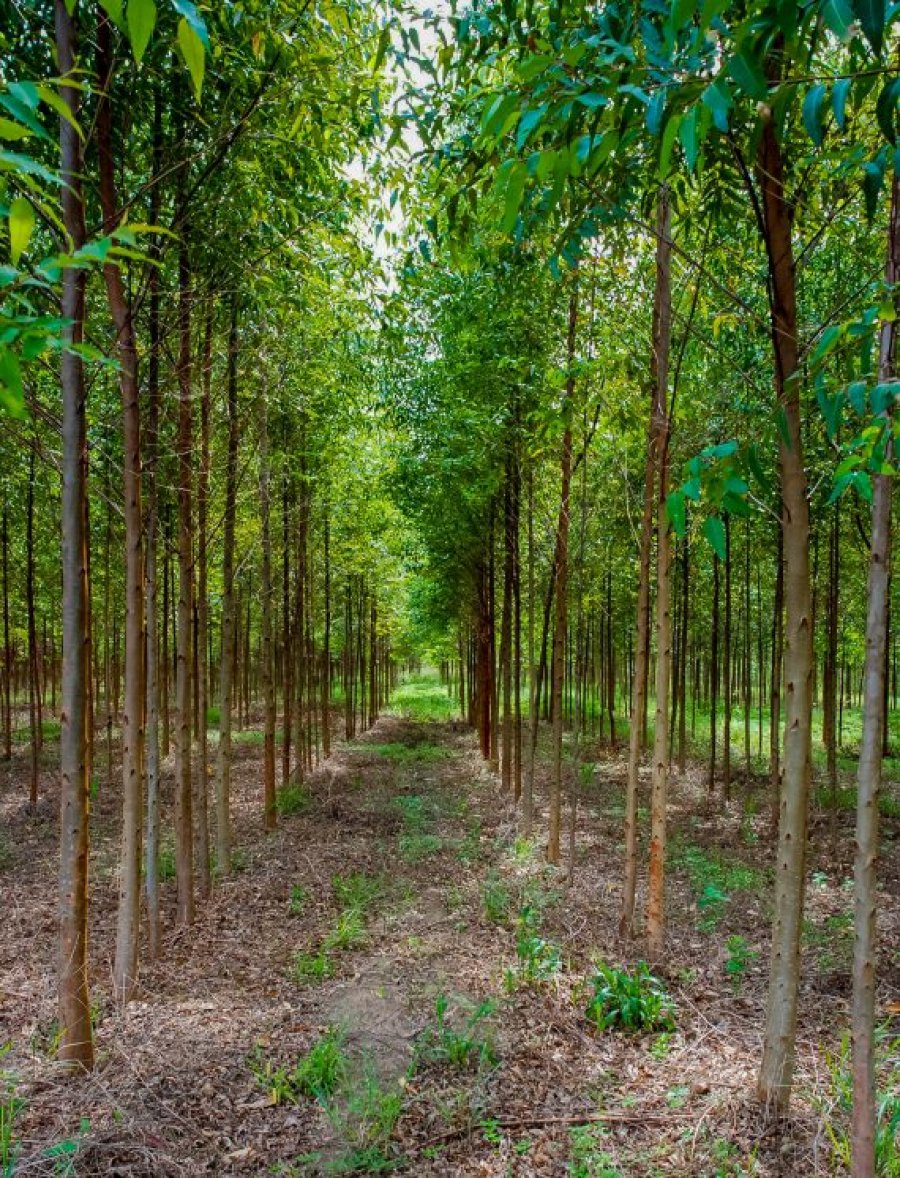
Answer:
[1,702,898,1176]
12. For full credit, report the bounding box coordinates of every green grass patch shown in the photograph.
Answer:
[387,671,458,723]
[276,782,311,817]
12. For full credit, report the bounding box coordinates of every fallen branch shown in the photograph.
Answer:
[417,1107,687,1152]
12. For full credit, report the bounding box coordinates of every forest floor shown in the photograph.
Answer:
[1,674,899,1176]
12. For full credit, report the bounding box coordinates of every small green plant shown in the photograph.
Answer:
[569,1124,620,1177]
[324,908,367,952]
[417,994,496,1071]
[276,783,311,817]
[724,935,759,990]
[42,1118,91,1176]
[292,1030,348,1102]
[504,906,562,990]
[291,948,334,984]
[289,884,309,915]
[1,1046,23,1178]
[584,962,675,1033]
[482,870,513,925]
[649,1030,673,1060]
[251,1030,348,1106]
[697,883,730,931]
[399,832,443,862]
[157,843,176,882]
[332,871,382,915]
[817,1027,900,1174]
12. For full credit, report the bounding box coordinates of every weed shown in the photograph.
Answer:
[1,1046,23,1178]
[816,1027,900,1174]
[332,871,382,915]
[584,962,675,1033]
[724,935,759,990]
[482,871,513,925]
[157,843,176,882]
[324,908,367,952]
[399,833,443,862]
[276,783,311,817]
[251,1030,348,1106]
[231,848,250,872]
[417,993,496,1071]
[42,1118,91,1176]
[289,884,309,915]
[445,884,464,912]
[504,906,562,990]
[291,948,334,985]
[569,1124,620,1177]
[649,1031,673,1060]
[456,820,483,865]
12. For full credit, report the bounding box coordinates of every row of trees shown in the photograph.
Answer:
[381,0,899,1168]
[1,0,410,1073]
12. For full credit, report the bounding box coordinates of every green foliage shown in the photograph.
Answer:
[276,783,311,817]
[324,908,367,952]
[817,1028,900,1174]
[387,675,458,722]
[289,884,309,915]
[584,963,675,1034]
[291,948,335,985]
[0,1046,22,1178]
[481,870,514,925]
[251,1029,348,1106]
[504,906,562,990]
[332,871,382,916]
[417,993,497,1071]
[569,1124,620,1177]
[670,842,760,931]
[723,936,759,991]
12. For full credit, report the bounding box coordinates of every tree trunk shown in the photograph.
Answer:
[850,169,899,1178]
[97,14,145,1000]
[144,87,163,957]
[548,284,577,865]
[644,187,673,960]
[27,446,40,807]
[195,303,212,896]
[260,389,276,831]
[174,129,194,926]
[216,298,240,875]
[756,108,814,1116]
[2,503,10,762]
[56,0,94,1070]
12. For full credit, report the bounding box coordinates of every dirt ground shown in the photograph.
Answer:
[1,688,898,1176]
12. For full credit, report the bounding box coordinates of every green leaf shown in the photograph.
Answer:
[0,118,30,141]
[726,52,768,102]
[702,515,727,560]
[171,0,210,48]
[821,0,855,39]
[666,489,686,536]
[832,77,852,129]
[812,323,842,365]
[100,0,125,26]
[802,84,827,145]
[500,162,526,234]
[679,108,699,171]
[851,0,885,54]
[702,81,730,133]
[516,105,546,150]
[0,348,24,416]
[646,89,666,137]
[127,0,157,64]
[876,77,899,144]
[8,196,34,265]
[177,18,205,98]
[863,158,885,222]
[658,114,681,179]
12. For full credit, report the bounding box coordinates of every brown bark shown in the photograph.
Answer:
[195,303,212,896]
[97,12,145,1001]
[260,390,277,831]
[56,0,94,1070]
[757,109,814,1115]
[850,169,899,1178]
[548,284,577,865]
[644,187,673,960]
[216,298,239,875]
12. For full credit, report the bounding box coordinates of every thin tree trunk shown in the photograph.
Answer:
[97,14,145,999]
[757,106,814,1116]
[260,389,276,831]
[27,447,40,807]
[2,503,10,762]
[144,87,162,957]
[195,302,212,896]
[549,283,577,865]
[723,514,732,804]
[644,186,673,960]
[850,169,898,1178]
[216,298,239,875]
[56,0,93,1069]
[174,122,194,926]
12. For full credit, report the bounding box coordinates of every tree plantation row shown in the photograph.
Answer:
[0,0,898,1174]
